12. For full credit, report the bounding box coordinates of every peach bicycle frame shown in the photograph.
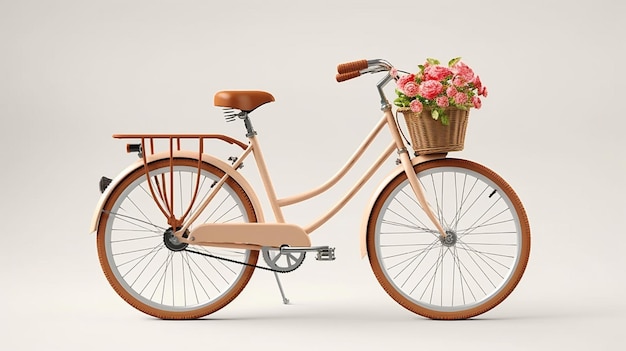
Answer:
[176,107,447,239]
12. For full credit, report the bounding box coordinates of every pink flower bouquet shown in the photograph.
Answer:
[393,57,488,125]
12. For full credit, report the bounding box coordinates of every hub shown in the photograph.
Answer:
[163,227,189,251]
[440,230,458,247]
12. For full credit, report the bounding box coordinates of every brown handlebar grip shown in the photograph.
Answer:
[336,71,361,82]
[337,60,368,74]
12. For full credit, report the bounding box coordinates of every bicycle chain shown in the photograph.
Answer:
[183,248,296,273]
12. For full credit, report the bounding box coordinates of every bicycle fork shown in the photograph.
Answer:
[384,107,448,239]
[370,69,447,240]
[398,147,448,239]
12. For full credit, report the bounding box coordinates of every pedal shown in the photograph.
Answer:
[315,247,336,261]
[279,245,336,261]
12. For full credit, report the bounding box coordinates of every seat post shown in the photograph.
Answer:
[241,113,257,138]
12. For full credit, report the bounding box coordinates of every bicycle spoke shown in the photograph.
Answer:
[457,198,505,237]
[450,176,478,230]
[418,175,453,230]
[429,174,444,227]
[394,240,440,283]
[156,252,173,305]
[380,243,435,247]
[189,177,211,216]
[182,251,201,305]
[381,219,438,236]
[110,234,162,243]
[458,209,513,238]
[403,247,441,293]
[396,190,431,230]
[456,241,513,271]
[182,251,213,303]
[186,251,221,295]
[454,172,459,230]
[180,253,187,306]
[462,231,517,235]
[451,246,476,303]
[127,195,155,228]
[117,242,163,271]
[179,171,184,216]
[384,238,440,270]
[420,246,445,303]
[212,203,238,223]
[457,242,497,289]
[112,246,160,257]
[454,251,487,296]
[451,245,457,306]
[222,214,244,223]
[383,247,430,260]
[104,210,166,232]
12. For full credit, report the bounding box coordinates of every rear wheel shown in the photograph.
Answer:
[367,158,530,319]
[97,158,258,319]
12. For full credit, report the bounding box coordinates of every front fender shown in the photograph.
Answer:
[89,151,265,233]
[359,153,446,258]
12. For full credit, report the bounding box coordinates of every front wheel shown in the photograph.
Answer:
[96,158,259,319]
[366,158,530,319]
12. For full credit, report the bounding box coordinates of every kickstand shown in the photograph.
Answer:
[273,271,289,305]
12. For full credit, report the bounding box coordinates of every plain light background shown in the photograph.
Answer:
[1,0,624,349]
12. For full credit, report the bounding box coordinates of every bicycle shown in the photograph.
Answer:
[90,58,530,320]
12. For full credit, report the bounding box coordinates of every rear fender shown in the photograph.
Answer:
[89,150,264,233]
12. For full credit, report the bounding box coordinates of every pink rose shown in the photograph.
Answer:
[452,76,466,87]
[409,100,423,113]
[397,74,415,91]
[446,86,458,97]
[454,93,468,105]
[480,86,488,97]
[472,96,482,109]
[418,80,443,100]
[403,81,419,97]
[390,67,398,79]
[452,62,475,83]
[436,95,449,108]
[424,65,452,81]
[472,75,482,90]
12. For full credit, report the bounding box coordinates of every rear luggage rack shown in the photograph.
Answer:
[112,133,247,228]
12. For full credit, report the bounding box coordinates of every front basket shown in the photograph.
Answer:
[398,107,469,154]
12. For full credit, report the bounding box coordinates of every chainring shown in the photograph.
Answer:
[261,247,306,273]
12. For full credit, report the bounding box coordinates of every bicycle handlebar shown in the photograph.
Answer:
[335,58,393,83]
[337,59,369,74]
[336,71,361,82]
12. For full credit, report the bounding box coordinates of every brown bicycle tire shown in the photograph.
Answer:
[96,158,259,319]
[366,158,530,320]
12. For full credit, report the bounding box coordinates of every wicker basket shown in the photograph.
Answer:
[398,107,469,154]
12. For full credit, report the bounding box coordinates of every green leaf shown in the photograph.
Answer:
[393,97,407,107]
[448,57,461,67]
[426,58,440,65]
[418,64,425,71]
[431,109,439,120]
[441,114,450,126]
